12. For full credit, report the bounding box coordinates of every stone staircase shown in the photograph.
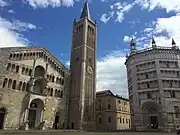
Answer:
[0,130,83,135]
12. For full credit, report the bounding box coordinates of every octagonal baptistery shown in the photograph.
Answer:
[0,46,70,130]
[125,38,180,132]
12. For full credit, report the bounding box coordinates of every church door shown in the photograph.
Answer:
[28,109,36,129]
[0,108,5,129]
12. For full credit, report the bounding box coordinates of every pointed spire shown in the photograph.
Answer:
[152,37,156,45]
[130,38,136,47]
[80,1,91,19]
[172,38,176,46]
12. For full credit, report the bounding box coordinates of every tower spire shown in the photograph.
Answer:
[172,38,176,46]
[152,37,156,45]
[80,1,91,19]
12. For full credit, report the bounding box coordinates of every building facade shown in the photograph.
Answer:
[0,47,69,130]
[96,90,131,131]
[0,2,97,131]
[68,2,97,131]
[125,38,180,131]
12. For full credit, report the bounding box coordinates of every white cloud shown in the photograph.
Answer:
[135,0,180,13]
[97,51,128,97]
[8,10,16,13]
[24,0,78,8]
[100,11,114,23]
[134,15,180,49]
[100,1,135,23]
[0,17,37,48]
[0,0,9,7]
[123,36,131,43]
[101,0,108,2]
[102,0,180,24]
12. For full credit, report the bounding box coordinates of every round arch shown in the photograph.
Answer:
[34,65,46,77]
[141,101,162,130]
[141,100,161,113]
[28,98,44,129]
[167,101,180,113]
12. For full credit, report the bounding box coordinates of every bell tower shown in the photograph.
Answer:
[68,1,97,131]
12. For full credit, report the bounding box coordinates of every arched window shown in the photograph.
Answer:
[36,52,39,57]
[9,54,12,59]
[24,53,26,57]
[50,88,53,96]
[33,52,35,56]
[6,63,11,70]
[12,80,16,89]
[57,90,60,97]
[13,54,16,58]
[56,77,59,83]
[34,66,45,77]
[25,68,29,75]
[2,78,8,88]
[59,78,62,84]
[55,89,58,97]
[30,52,32,57]
[61,79,64,85]
[17,53,19,59]
[60,91,63,98]
[16,65,19,73]
[22,67,25,74]
[29,69,32,76]
[18,81,22,90]
[11,64,15,72]
[8,79,12,88]
[27,53,29,57]
[26,82,30,92]
[52,76,55,82]
[22,82,26,91]
[62,71,65,77]
[19,53,22,60]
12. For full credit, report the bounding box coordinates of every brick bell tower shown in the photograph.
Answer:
[68,1,97,131]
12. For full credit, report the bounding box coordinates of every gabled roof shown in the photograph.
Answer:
[96,90,129,101]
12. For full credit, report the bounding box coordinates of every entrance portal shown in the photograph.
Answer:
[54,115,59,129]
[28,99,44,129]
[28,109,36,129]
[150,116,158,129]
[0,108,5,129]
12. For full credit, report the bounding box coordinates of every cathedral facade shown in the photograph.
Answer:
[0,2,96,131]
[0,47,70,130]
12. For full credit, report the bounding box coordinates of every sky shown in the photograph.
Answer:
[0,0,180,98]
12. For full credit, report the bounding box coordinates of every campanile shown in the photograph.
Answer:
[68,1,97,131]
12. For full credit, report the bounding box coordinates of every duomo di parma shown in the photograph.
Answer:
[0,2,131,131]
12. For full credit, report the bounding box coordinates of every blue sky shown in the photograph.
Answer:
[0,0,180,97]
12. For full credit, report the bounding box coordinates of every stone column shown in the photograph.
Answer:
[24,109,29,122]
